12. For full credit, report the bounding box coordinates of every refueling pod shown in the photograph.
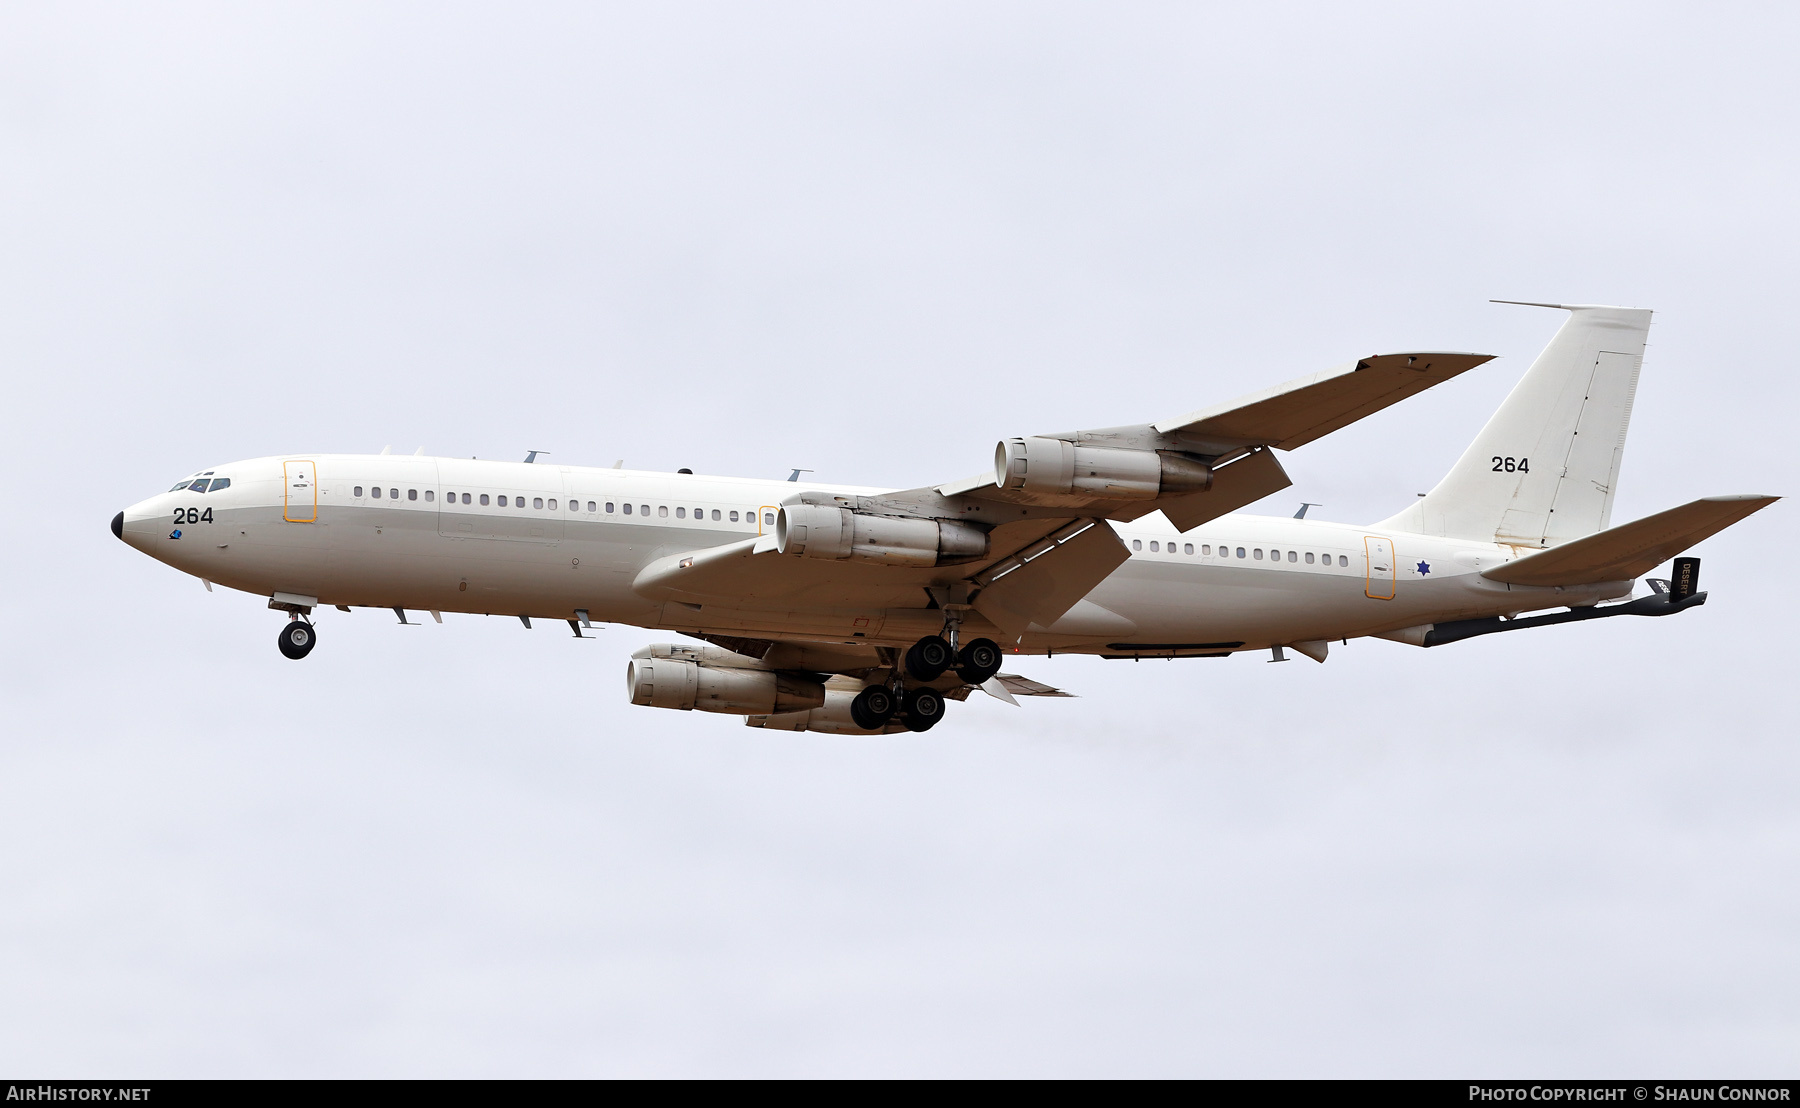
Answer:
[775,504,988,566]
[995,437,1213,499]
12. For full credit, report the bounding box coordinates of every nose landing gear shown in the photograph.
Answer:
[278,619,317,660]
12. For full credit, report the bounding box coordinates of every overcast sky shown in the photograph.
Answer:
[2,1,1796,1077]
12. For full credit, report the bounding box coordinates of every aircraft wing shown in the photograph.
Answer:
[636,350,1492,639]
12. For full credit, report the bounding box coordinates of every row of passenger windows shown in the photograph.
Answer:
[351,485,776,525]
[169,477,231,493]
[1131,538,1350,567]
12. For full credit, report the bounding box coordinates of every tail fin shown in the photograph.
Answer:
[1378,303,1652,547]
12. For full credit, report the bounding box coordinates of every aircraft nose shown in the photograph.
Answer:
[111,511,124,540]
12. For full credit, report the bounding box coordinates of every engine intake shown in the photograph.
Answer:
[994,437,1213,499]
[627,657,825,715]
[775,505,988,566]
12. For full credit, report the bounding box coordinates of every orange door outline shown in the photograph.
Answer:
[283,460,317,523]
[758,504,777,535]
[1363,535,1395,599]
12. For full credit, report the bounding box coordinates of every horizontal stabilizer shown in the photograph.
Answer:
[1481,495,1778,587]
[1154,352,1494,451]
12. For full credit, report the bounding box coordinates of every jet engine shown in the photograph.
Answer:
[746,686,908,735]
[994,436,1213,500]
[775,505,988,566]
[626,656,826,715]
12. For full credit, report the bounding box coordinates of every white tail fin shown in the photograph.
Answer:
[1378,303,1652,548]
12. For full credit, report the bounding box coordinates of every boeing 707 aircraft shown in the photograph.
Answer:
[114,304,1777,733]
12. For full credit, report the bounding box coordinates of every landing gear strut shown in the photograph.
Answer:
[278,618,317,660]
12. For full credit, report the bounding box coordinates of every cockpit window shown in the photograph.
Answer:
[170,479,196,491]
[187,479,211,493]
[207,478,230,493]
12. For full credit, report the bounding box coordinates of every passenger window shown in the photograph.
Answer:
[534,498,544,509]
[209,478,230,493]
[623,503,632,514]
[659,505,668,517]
[461,493,471,505]
[1132,539,1142,551]
[1184,543,1193,554]
[547,499,556,510]
[1287,550,1296,562]
[354,486,364,498]
[1149,541,1158,552]
[710,509,720,521]
[1305,552,1315,564]
[479,494,489,506]
[587,501,596,512]
[676,507,686,519]
[517,497,526,509]
[1254,548,1263,560]
[1202,545,1211,555]
[389,488,398,499]
[764,512,774,526]
[730,511,739,522]
[424,490,433,502]
[1236,547,1246,559]
[498,495,507,507]
[1339,555,1348,567]
[642,505,651,516]
[371,486,382,499]
[408,489,418,501]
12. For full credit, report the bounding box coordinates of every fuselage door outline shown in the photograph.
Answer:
[1363,535,1395,599]
[283,460,317,523]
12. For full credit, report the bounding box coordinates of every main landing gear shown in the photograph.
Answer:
[278,618,317,660]
[848,682,946,732]
[851,625,1005,733]
[903,634,1003,684]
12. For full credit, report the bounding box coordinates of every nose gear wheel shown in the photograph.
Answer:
[278,620,317,660]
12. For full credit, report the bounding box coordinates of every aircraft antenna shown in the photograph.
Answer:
[788,468,814,482]
[1294,502,1323,519]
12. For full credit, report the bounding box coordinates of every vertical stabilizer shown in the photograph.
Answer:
[1378,304,1652,547]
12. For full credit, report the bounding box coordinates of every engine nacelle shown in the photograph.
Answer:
[626,657,826,715]
[775,505,988,566]
[993,437,1213,500]
[746,687,908,735]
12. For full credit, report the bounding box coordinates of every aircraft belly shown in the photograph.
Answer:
[1073,559,1526,652]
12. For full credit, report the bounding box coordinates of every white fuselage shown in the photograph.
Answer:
[119,454,1629,655]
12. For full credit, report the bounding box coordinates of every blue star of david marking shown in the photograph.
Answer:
[170,529,182,540]
[1416,560,1431,576]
